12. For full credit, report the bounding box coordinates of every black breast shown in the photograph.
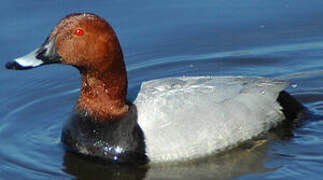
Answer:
[61,104,148,165]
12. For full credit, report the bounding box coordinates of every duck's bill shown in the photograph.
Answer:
[6,49,44,70]
[6,35,62,70]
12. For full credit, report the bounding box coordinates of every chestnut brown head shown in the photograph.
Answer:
[6,13,124,73]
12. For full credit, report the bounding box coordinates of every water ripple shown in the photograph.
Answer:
[128,41,323,71]
[2,88,79,122]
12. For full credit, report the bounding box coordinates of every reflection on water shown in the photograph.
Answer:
[63,152,148,179]
[63,135,280,180]
[145,141,274,180]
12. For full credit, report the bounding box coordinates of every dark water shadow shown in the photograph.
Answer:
[62,140,274,180]
[63,151,148,180]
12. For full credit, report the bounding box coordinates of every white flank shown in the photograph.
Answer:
[135,76,288,163]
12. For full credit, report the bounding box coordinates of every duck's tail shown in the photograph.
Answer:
[277,91,305,122]
[273,91,306,138]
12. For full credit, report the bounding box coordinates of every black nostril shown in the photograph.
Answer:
[5,61,31,70]
[35,48,47,61]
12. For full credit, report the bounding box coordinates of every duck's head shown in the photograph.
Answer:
[6,13,128,121]
[6,13,124,73]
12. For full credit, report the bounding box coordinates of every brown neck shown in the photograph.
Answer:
[76,57,129,122]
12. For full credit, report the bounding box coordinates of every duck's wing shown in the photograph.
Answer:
[134,76,288,163]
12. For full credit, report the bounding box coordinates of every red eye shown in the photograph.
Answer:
[73,28,84,36]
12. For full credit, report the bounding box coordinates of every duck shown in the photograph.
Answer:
[5,13,303,164]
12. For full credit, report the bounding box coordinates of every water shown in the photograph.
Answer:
[1,0,323,179]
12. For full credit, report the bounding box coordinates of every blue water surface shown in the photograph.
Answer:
[1,0,323,179]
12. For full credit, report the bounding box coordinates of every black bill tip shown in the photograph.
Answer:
[5,61,33,70]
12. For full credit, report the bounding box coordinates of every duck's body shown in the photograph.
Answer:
[136,76,287,162]
[6,13,303,164]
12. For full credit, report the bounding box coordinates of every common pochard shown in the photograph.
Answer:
[6,13,303,164]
